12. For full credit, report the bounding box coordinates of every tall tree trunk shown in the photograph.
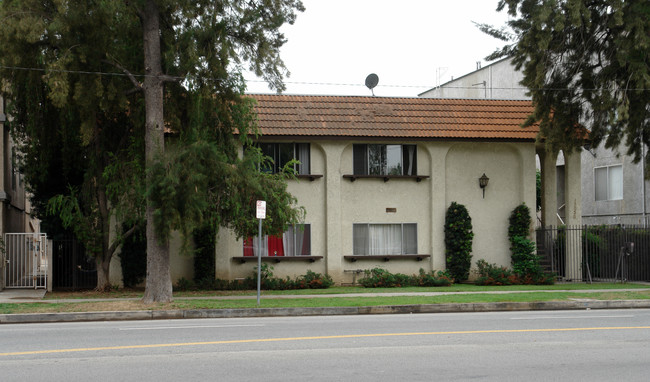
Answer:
[141,0,172,303]
[95,256,111,292]
[94,116,113,292]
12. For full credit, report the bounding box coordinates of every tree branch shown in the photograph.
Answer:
[108,221,143,257]
[102,58,143,91]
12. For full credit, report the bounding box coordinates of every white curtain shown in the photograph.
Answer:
[282,230,294,256]
[354,224,417,255]
[608,165,623,200]
[282,224,308,256]
[403,224,417,254]
[294,225,305,255]
[595,167,608,201]
[353,224,369,255]
[386,145,401,175]
[369,224,402,255]
[252,235,268,257]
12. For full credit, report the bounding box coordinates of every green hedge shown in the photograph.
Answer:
[358,268,453,288]
[175,264,334,291]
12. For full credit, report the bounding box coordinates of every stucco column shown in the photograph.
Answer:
[538,149,558,228]
[429,144,447,270]
[520,144,537,233]
[323,142,343,283]
[564,150,583,280]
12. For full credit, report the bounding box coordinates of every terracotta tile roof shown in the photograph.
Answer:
[249,94,538,140]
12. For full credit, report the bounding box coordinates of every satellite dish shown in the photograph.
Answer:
[365,73,379,95]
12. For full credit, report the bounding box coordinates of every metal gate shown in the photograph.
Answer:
[4,233,48,289]
[52,236,96,290]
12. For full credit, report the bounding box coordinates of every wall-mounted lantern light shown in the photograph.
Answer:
[479,173,489,198]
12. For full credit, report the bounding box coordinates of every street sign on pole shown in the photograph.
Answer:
[256,201,266,305]
[256,200,266,220]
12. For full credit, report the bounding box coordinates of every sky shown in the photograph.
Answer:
[243,0,512,97]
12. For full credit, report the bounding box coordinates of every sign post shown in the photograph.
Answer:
[255,201,266,306]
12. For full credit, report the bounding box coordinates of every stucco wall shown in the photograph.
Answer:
[445,142,534,268]
[213,139,537,284]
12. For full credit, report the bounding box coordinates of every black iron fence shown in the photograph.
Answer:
[536,225,650,282]
[52,236,97,290]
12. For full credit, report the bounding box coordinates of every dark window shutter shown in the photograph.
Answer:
[353,144,368,175]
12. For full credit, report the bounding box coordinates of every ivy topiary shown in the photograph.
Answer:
[508,203,532,240]
[508,203,548,282]
[445,202,474,282]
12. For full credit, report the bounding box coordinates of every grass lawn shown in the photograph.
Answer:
[42,282,650,300]
[0,283,648,315]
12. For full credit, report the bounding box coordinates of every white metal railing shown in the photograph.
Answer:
[3,233,47,289]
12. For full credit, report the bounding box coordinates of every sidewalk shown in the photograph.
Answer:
[1,287,650,324]
[2,287,650,303]
[0,289,47,303]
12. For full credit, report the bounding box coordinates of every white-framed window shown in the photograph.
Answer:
[594,165,623,201]
[353,223,417,255]
[353,144,417,176]
[243,224,311,257]
[258,142,310,175]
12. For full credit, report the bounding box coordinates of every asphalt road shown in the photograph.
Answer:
[1,309,650,381]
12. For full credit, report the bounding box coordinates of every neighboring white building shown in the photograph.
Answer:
[419,57,527,100]
[581,142,648,226]
[420,58,648,227]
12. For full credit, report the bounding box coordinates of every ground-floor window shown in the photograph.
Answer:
[243,224,311,256]
[353,223,417,255]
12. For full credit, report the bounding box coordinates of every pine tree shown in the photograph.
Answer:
[478,0,649,162]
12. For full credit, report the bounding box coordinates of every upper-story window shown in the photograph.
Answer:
[259,143,310,175]
[353,144,417,176]
[594,164,623,201]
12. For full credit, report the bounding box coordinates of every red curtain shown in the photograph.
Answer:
[243,237,254,257]
[268,235,284,256]
[243,236,285,256]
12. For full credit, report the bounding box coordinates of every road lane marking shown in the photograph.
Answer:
[511,315,635,320]
[118,324,265,331]
[2,326,650,357]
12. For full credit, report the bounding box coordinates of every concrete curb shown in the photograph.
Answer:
[2,300,650,324]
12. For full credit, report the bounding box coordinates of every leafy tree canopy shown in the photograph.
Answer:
[0,0,306,299]
[478,0,649,163]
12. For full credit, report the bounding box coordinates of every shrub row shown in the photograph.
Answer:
[358,268,453,288]
[174,264,334,291]
[474,260,555,286]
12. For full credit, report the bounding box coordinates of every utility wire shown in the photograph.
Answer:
[0,65,187,81]
[1,64,648,92]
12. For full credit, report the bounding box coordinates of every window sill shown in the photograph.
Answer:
[344,255,431,262]
[342,175,429,183]
[296,174,323,181]
[234,256,323,264]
